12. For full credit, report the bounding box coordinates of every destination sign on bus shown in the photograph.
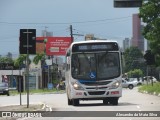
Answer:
[72,42,119,52]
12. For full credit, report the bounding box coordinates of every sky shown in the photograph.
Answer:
[0,0,139,57]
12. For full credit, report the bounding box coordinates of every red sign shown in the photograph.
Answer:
[36,37,72,56]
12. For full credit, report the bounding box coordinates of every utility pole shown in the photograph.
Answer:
[70,25,73,42]
[44,26,51,88]
[69,25,84,42]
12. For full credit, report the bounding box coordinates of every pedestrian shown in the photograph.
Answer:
[56,83,59,90]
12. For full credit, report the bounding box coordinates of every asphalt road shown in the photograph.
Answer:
[0,87,160,120]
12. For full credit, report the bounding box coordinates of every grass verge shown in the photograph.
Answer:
[9,88,65,96]
[138,82,160,95]
[0,104,43,111]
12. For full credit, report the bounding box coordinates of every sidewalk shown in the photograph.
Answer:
[0,104,43,111]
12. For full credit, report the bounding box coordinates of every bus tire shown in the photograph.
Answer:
[68,98,72,105]
[103,99,109,105]
[73,99,79,106]
[110,97,118,105]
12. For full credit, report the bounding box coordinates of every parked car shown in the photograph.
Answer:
[0,82,10,96]
[122,79,137,89]
[129,78,143,86]
[143,76,158,83]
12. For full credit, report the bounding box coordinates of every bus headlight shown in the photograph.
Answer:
[4,88,9,91]
[110,81,120,89]
[72,82,84,90]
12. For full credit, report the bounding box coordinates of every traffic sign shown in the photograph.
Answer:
[114,0,142,8]
[19,29,36,54]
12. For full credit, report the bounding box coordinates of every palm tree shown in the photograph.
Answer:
[33,53,45,65]
[33,53,46,88]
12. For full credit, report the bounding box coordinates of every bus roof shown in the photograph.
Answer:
[69,40,119,48]
[72,40,118,44]
[66,40,120,54]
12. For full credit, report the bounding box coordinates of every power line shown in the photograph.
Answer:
[0,16,131,25]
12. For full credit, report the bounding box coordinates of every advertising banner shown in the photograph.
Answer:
[36,37,72,56]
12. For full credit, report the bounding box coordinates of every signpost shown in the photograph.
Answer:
[45,59,52,88]
[19,29,36,108]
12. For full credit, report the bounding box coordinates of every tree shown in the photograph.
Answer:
[14,54,31,68]
[0,56,15,70]
[33,53,45,65]
[0,57,13,63]
[144,50,155,65]
[124,47,145,73]
[127,69,143,78]
[139,0,160,66]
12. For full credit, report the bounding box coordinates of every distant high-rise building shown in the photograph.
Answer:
[6,52,12,59]
[85,34,95,40]
[131,14,144,52]
[85,34,105,40]
[42,30,53,37]
[123,38,130,51]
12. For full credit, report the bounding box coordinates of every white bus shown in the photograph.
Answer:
[65,40,122,106]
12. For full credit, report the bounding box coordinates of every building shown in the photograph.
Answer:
[123,38,130,51]
[85,34,106,40]
[85,34,95,40]
[131,14,144,52]
[42,30,53,37]
[6,52,12,59]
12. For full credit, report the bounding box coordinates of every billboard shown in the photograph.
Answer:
[36,37,45,54]
[36,37,72,56]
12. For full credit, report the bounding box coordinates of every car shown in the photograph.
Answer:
[143,76,158,83]
[129,78,143,86]
[122,79,137,89]
[0,82,10,96]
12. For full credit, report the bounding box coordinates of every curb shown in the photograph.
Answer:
[139,90,160,97]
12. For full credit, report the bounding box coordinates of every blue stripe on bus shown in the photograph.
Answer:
[79,80,96,83]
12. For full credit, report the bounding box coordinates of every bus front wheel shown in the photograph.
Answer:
[103,99,109,105]
[110,97,119,105]
[68,98,73,105]
[72,99,79,106]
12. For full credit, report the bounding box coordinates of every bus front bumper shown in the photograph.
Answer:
[70,88,122,100]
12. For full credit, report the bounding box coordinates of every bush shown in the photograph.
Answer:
[127,69,143,78]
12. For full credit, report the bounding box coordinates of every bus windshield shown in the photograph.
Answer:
[71,52,120,80]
